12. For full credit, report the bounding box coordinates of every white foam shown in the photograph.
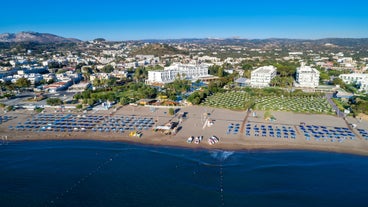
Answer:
[211,151,235,161]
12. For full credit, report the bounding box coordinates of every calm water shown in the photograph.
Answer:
[0,140,368,207]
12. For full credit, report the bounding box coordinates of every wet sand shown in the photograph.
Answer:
[1,105,368,156]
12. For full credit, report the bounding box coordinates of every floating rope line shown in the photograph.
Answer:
[45,152,121,207]
[219,165,225,207]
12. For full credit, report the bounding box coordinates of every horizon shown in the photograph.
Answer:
[1,0,368,41]
[5,31,368,42]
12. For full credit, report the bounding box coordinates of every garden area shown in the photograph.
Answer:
[202,91,334,114]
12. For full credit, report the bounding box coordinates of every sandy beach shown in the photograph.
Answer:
[1,105,368,156]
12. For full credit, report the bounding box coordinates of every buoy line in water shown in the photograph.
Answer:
[219,165,225,206]
[44,151,121,207]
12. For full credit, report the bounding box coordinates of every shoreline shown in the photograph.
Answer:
[1,105,368,156]
[4,135,368,157]
[2,131,368,156]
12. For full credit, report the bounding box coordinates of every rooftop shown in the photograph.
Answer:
[297,65,320,74]
[252,66,276,74]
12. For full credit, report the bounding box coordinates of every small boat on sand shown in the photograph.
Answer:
[208,135,220,145]
[208,138,215,145]
[194,136,200,144]
[187,136,194,143]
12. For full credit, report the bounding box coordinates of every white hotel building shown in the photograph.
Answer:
[250,65,277,88]
[339,73,368,92]
[295,65,320,88]
[146,63,209,85]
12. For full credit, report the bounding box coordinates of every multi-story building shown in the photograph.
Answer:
[146,63,209,85]
[339,73,368,92]
[295,64,320,88]
[26,73,43,85]
[339,73,368,84]
[360,80,368,92]
[250,65,277,88]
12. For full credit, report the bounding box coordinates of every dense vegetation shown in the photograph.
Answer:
[73,82,157,106]
[46,98,63,106]
[334,95,368,116]
[130,44,188,56]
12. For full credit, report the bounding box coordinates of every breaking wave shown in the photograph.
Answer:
[210,150,235,161]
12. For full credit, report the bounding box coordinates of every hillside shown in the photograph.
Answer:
[143,38,368,47]
[0,32,81,43]
[130,43,188,56]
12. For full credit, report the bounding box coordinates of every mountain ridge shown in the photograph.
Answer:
[1,31,368,47]
[140,37,368,46]
[0,32,81,43]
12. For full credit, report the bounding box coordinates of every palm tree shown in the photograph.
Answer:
[0,81,4,96]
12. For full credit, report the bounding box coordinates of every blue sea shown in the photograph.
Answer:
[0,140,368,207]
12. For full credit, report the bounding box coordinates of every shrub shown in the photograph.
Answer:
[168,108,175,115]
[35,108,44,113]
[46,98,63,106]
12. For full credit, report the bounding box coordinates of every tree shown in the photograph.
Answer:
[34,108,43,113]
[48,61,64,69]
[168,108,175,115]
[319,71,330,83]
[242,64,253,70]
[15,78,31,89]
[93,79,103,88]
[165,60,171,67]
[332,78,345,87]
[222,63,232,70]
[101,65,114,73]
[6,105,14,111]
[270,76,294,87]
[192,97,201,105]
[46,98,63,106]
[106,77,117,87]
[134,67,147,82]
[47,79,55,84]
[4,81,15,92]
[264,111,272,119]
[3,93,13,99]
[208,65,221,76]
[274,62,298,77]
[120,96,130,105]
[270,76,281,87]
[81,66,93,81]
[76,63,86,70]
[169,94,177,101]
[217,67,225,77]
[243,70,251,78]
[87,99,95,106]
[56,69,67,74]
[0,81,5,96]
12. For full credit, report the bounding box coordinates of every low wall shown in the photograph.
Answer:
[144,105,183,109]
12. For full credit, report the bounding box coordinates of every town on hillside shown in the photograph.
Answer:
[0,34,368,118]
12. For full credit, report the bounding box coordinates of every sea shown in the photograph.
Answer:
[0,140,368,207]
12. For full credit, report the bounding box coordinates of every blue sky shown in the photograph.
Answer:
[1,0,368,40]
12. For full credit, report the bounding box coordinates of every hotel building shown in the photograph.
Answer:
[146,63,209,85]
[295,65,320,88]
[250,65,277,88]
[339,73,368,92]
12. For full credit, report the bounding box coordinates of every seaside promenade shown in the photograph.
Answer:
[1,105,368,156]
